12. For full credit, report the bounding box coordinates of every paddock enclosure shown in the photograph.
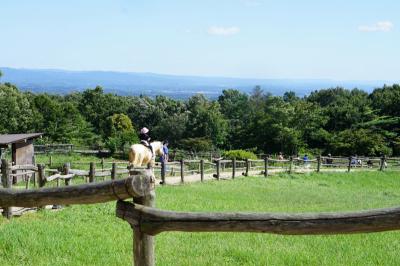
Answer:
[1,154,400,265]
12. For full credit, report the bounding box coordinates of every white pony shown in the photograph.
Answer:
[128,141,164,167]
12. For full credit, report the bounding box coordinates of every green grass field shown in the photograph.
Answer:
[1,171,400,265]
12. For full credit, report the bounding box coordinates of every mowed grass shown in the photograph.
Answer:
[1,171,400,265]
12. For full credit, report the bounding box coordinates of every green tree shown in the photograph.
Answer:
[218,89,250,149]
[185,94,228,147]
[31,94,95,144]
[291,100,330,152]
[104,114,138,153]
[79,86,131,137]
[369,84,400,117]
[0,84,35,133]
[330,129,390,156]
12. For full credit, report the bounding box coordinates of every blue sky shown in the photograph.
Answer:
[1,0,399,80]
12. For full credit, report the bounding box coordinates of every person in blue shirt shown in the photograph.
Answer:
[303,154,309,162]
[160,140,169,163]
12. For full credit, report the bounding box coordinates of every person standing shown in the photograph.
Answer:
[161,140,169,163]
[160,140,169,185]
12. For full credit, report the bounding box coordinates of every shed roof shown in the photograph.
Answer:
[0,133,43,145]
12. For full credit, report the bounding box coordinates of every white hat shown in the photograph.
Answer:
[140,127,149,134]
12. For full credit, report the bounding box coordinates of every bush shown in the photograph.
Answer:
[105,131,138,154]
[180,137,213,152]
[222,150,257,160]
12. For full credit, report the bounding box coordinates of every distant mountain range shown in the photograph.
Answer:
[0,67,397,98]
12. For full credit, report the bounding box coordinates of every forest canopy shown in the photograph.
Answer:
[0,81,399,156]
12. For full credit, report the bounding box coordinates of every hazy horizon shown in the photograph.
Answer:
[1,66,398,84]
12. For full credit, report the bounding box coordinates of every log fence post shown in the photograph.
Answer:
[89,162,95,183]
[380,155,386,171]
[131,171,156,266]
[37,163,46,209]
[317,155,321,173]
[232,158,236,179]
[1,159,12,219]
[264,156,268,177]
[348,156,352,172]
[288,156,293,174]
[111,163,117,180]
[64,163,71,186]
[37,164,46,188]
[32,155,36,187]
[180,159,184,183]
[49,155,52,168]
[200,159,204,182]
[244,159,249,176]
[215,160,220,180]
[160,161,166,185]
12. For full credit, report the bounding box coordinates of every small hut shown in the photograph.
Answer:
[0,133,43,179]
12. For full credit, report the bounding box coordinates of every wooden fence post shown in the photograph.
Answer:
[37,164,46,188]
[132,173,156,266]
[180,159,184,184]
[101,158,105,172]
[264,156,268,177]
[200,159,204,182]
[37,163,46,210]
[232,158,236,179]
[64,163,71,186]
[215,160,220,180]
[317,155,321,173]
[348,156,352,172]
[1,159,12,219]
[89,162,95,183]
[160,161,166,185]
[244,159,249,176]
[288,156,293,174]
[111,163,117,180]
[49,156,53,168]
[32,155,36,188]
[380,155,386,171]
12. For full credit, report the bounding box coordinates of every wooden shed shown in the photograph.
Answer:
[0,133,43,167]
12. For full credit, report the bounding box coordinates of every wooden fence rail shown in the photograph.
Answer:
[0,172,153,208]
[117,201,400,236]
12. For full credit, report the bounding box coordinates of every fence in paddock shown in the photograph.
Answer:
[2,170,400,265]
[2,154,397,216]
[15,154,400,188]
[0,158,136,218]
[157,155,399,185]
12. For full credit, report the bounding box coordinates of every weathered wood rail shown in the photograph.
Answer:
[0,174,153,207]
[116,201,400,236]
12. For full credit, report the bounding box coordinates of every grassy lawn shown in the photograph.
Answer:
[34,153,124,170]
[1,171,400,265]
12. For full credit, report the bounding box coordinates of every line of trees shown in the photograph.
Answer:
[0,80,399,156]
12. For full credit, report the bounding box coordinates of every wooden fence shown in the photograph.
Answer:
[0,158,136,218]
[24,154,400,188]
[2,169,400,265]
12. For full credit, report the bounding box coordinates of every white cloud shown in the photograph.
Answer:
[207,26,240,36]
[358,21,394,32]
